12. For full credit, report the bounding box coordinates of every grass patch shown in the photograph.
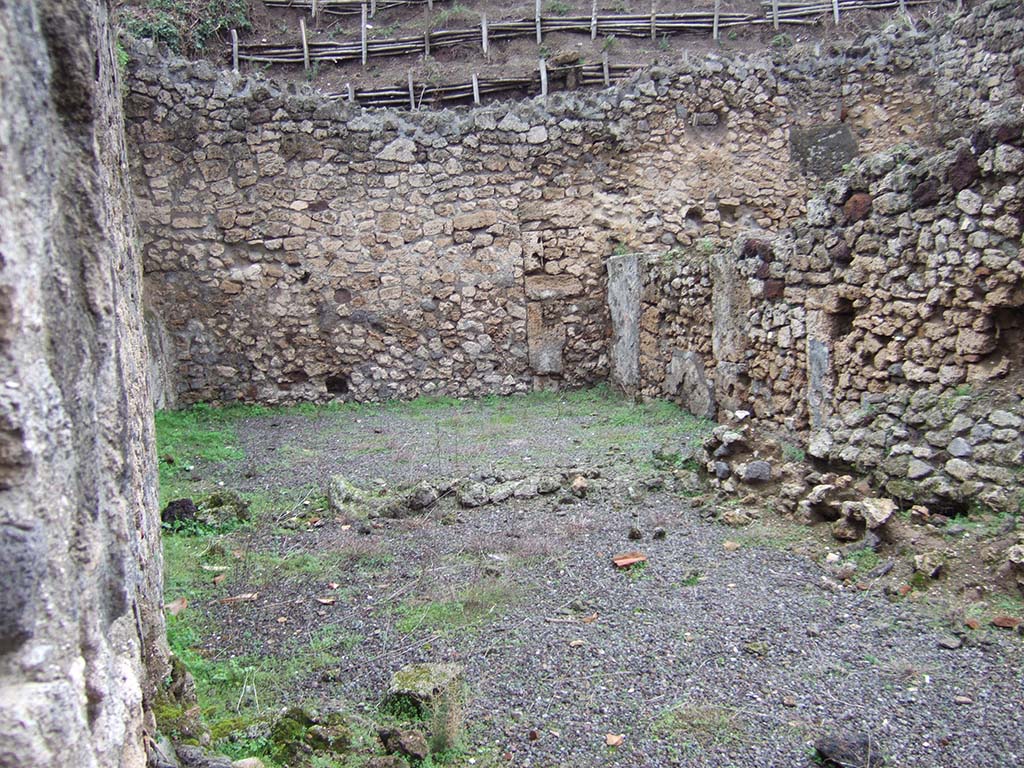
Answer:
[394,582,518,635]
[734,520,809,551]
[652,702,747,752]
[848,547,881,575]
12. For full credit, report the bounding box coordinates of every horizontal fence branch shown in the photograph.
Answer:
[263,0,446,15]
[325,61,635,107]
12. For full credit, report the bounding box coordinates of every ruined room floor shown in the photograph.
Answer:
[160,390,1024,768]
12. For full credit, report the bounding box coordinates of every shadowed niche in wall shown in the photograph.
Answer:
[325,373,350,395]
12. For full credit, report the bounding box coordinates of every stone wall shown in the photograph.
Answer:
[632,0,1024,511]
[0,2,165,767]
[128,3,949,407]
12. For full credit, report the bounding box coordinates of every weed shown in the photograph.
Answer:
[697,237,715,255]
[432,2,470,27]
[624,560,649,581]
[116,39,130,74]
[547,0,571,15]
[678,570,702,587]
[954,383,972,397]
[770,32,793,48]
[781,441,806,463]
[602,34,617,52]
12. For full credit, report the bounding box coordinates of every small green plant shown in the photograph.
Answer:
[602,34,617,52]
[612,242,629,256]
[727,30,737,41]
[547,0,571,15]
[678,570,702,587]
[115,39,130,74]
[770,32,793,48]
[658,33,670,50]
[306,60,320,81]
[697,237,715,255]
[625,560,649,581]
[781,442,806,463]
[954,383,972,397]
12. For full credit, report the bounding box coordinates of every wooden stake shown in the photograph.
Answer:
[535,0,542,44]
[300,18,310,72]
[370,0,376,17]
[539,58,548,98]
[898,0,907,11]
[361,5,368,65]
[346,82,355,102]
[312,0,318,23]
[832,0,840,25]
[771,0,779,30]
[591,0,598,40]
[231,29,239,73]
[424,29,431,56]
[408,71,416,109]
[472,73,481,105]
[481,13,489,57]
[650,0,657,42]
[712,0,720,41]
[602,51,610,86]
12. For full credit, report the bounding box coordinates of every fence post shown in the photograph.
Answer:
[602,51,610,86]
[424,29,431,56]
[361,5,368,65]
[832,0,840,25]
[312,0,318,24]
[231,29,239,73]
[472,73,481,105]
[481,13,489,58]
[535,0,543,44]
[347,82,355,103]
[650,0,657,42]
[300,18,310,73]
[591,0,598,40]
[771,0,779,31]
[370,0,376,17]
[408,71,416,110]
[539,57,548,98]
[712,0,720,41]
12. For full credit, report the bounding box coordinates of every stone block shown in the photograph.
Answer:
[789,123,858,179]
[524,275,583,300]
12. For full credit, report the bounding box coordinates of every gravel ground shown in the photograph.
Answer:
[168,394,1024,768]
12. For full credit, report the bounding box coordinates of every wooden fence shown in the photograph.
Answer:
[327,57,635,107]
[233,0,936,69]
[226,0,940,108]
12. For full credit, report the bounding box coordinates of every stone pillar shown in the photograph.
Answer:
[606,253,640,396]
